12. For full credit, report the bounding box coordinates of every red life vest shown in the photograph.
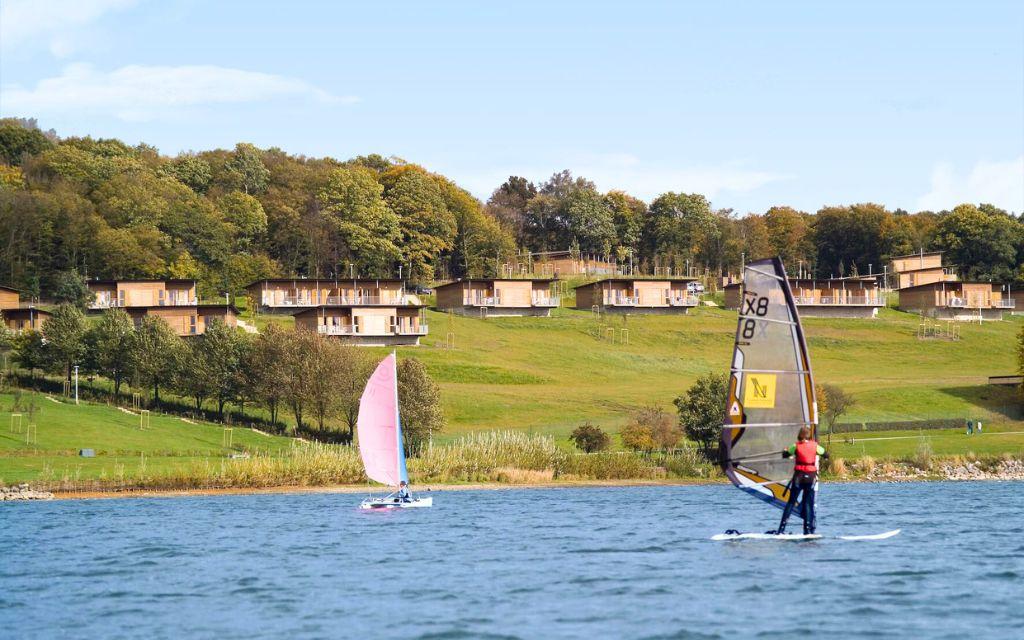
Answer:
[794,440,819,473]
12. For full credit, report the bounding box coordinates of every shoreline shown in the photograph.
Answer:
[50,478,716,501]
[36,472,1024,501]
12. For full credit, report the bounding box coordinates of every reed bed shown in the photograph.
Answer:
[561,452,663,480]
[37,441,367,492]
[32,431,721,492]
[411,431,566,482]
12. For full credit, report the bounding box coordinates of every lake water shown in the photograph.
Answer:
[2,482,1022,639]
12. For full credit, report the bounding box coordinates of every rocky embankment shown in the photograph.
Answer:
[1,484,55,501]
[850,457,1024,482]
[938,458,1024,481]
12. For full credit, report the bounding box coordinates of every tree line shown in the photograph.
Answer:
[0,118,514,299]
[0,307,444,450]
[2,117,1021,304]
[488,175,1024,282]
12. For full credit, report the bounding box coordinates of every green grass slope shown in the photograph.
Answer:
[0,392,294,484]
[408,306,1022,440]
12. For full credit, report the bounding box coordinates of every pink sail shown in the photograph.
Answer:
[357,353,405,487]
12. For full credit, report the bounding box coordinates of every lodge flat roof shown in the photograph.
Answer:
[245,278,406,288]
[87,279,198,285]
[1,307,51,318]
[291,304,425,316]
[573,277,697,289]
[725,276,878,289]
[123,304,240,313]
[897,281,998,292]
[0,285,20,293]
[889,250,943,259]
[789,276,878,284]
[433,278,556,290]
[894,266,951,274]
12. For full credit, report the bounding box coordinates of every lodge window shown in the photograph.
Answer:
[189,315,197,335]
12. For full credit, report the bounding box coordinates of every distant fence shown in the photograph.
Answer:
[830,419,968,434]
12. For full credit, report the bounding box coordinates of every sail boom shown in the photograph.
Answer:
[736,315,798,326]
[731,368,811,374]
[721,421,815,429]
[744,266,785,281]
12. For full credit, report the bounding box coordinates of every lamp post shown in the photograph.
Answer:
[73,365,79,405]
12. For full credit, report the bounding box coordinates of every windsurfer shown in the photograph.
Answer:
[775,426,827,535]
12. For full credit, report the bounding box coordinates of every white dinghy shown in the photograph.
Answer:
[357,353,432,510]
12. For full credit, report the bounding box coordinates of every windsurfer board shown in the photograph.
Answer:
[712,529,899,541]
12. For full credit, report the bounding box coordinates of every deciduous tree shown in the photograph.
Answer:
[397,356,444,451]
[42,304,87,384]
[86,308,135,399]
[674,372,728,461]
[130,316,182,408]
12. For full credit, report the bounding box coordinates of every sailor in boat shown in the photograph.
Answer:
[775,426,828,535]
[396,480,411,503]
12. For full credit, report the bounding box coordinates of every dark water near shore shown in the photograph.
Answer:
[2,482,1022,639]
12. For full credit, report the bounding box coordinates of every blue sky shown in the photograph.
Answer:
[2,0,1022,213]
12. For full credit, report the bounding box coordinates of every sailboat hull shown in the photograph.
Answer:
[359,497,433,510]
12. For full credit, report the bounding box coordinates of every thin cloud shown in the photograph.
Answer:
[916,157,1024,213]
[0,63,357,122]
[0,0,140,57]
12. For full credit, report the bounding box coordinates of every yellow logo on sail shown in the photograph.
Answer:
[743,374,776,408]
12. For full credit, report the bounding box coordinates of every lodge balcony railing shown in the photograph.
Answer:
[792,295,883,306]
[266,294,409,307]
[667,295,700,307]
[464,296,501,307]
[90,297,197,309]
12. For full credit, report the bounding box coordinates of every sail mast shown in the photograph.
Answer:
[393,351,409,483]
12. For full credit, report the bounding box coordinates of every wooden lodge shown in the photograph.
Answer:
[0,285,50,333]
[87,279,197,310]
[898,281,1012,321]
[573,278,699,314]
[724,276,884,318]
[889,251,957,290]
[434,278,560,317]
[293,305,428,346]
[124,304,239,336]
[245,278,410,313]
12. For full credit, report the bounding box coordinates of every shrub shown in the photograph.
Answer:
[570,422,610,453]
[911,440,933,470]
[632,406,681,450]
[620,422,655,452]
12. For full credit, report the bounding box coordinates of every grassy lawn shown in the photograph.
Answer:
[406,306,1023,440]
[0,391,295,484]
[828,423,1024,459]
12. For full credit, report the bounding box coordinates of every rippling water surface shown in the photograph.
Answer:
[2,482,1022,639]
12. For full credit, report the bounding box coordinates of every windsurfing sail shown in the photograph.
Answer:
[357,353,409,487]
[721,257,817,509]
